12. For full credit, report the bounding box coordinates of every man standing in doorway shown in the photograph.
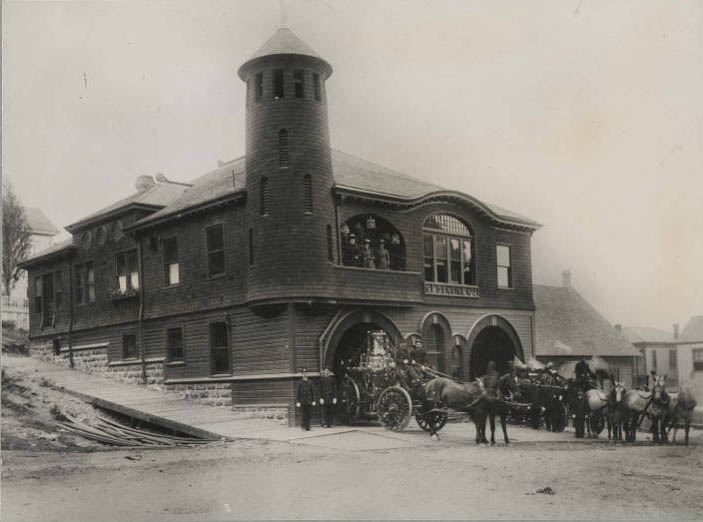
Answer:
[295,368,316,431]
[319,367,338,428]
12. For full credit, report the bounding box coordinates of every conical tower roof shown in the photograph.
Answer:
[238,27,332,79]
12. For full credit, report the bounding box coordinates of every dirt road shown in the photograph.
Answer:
[3,432,702,521]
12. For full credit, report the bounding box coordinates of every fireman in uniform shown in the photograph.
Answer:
[319,367,338,428]
[295,368,316,431]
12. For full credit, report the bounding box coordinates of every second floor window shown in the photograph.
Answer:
[75,263,96,304]
[116,251,139,294]
[669,349,677,370]
[693,349,703,372]
[496,245,512,289]
[163,238,179,286]
[423,214,475,285]
[206,224,225,277]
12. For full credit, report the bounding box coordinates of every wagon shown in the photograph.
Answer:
[339,331,449,433]
[512,378,570,432]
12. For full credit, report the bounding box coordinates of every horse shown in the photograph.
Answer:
[666,385,698,445]
[425,377,488,444]
[585,387,609,438]
[604,382,627,441]
[650,374,671,443]
[622,387,652,442]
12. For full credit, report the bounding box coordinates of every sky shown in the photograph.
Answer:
[3,0,702,332]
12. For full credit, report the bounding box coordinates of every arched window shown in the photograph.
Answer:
[260,177,269,216]
[423,214,475,285]
[303,174,313,213]
[340,214,405,271]
[279,129,289,168]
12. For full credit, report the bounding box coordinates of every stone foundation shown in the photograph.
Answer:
[232,404,288,423]
[28,339,163,389]
[106,362,164,389]
[29,340,291,419]
[163,383,233,408]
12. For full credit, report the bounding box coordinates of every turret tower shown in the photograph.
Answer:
[238,27,336,303]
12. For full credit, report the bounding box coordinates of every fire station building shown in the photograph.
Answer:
[21,27,540,416]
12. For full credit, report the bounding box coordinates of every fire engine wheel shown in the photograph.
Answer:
[341,376,361,425]
[550,403,568,432]
[377,386,413,432]
[415,410,448,433]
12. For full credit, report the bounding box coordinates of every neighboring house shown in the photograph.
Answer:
[2,207,59,330]
[19,27,541,419]
[620,324,679,389]
[675,316,703,405]
[534,271,642,387]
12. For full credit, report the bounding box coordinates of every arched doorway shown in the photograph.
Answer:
[333,322,397,378]
[420,312,452,374]
[321,310,403,374]
[467,315,524,379]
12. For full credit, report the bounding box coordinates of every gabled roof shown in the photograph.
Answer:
[679,316,703,343]
[66,180,190,232]
[620,326,675,344]
[130,158,246,229]
[18,238,76,268]
[23,207,59,236]
[534,284,642,358]
[332,150,539,228]
[129,149,539,232]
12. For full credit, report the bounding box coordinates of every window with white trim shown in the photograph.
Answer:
[115,251,138,295]
[163,238,179,286]
[692,349,703,372]
[423,214,475,285]
[496,245,512,289]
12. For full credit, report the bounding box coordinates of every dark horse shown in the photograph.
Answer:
[425,377,504,444]
[650,374,671,443]
[604,382,627,441]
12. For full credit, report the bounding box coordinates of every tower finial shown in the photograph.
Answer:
[279,0,286,27]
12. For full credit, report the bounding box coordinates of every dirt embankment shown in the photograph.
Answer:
[1,354,115,452]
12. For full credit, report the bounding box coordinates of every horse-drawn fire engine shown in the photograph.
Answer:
[338,331,448,432]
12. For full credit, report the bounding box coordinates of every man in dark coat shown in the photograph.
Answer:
[295,368,316,431]
[319,367,337,428]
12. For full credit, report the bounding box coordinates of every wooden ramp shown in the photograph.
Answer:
[5,356,292,441]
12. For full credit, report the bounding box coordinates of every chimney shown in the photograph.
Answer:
[615,324,622,333]
[135,175,155,191]
[562,270,571,289]
[673,323,680,340]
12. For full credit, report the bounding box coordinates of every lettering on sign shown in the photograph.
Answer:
[424,283,479,298]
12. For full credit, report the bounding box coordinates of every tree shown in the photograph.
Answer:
[2,180,33,295]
